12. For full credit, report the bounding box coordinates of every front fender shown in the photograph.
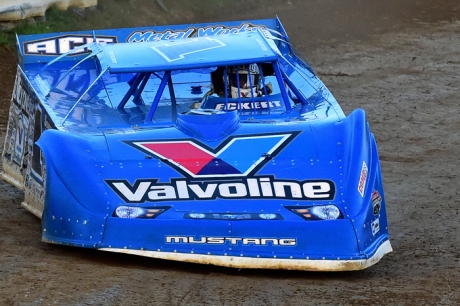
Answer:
[37,129,110,247]
[335,109,390,253]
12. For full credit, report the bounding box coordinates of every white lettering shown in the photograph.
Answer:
[260,177,273,196]
[59,36,84,54]
[106,177,335,203]
[148,185,176,200]
[302,182,331,198]
[24,36,116,55]
[26,40,56,54]
[247,178,260,196]
[273,181,302,198]
[261,238,279,245]
[111,181,151,202]
[188,183,217,198]
[188,236,207,243]
[176,180,190,198]
[215,101,283,111]
[242,238,260,245]
[207,237,225,244]
[279,239,297,246]
[166,236,188,243]
[165,236,297,246]
[219,183,247,197]
[225,237,242,244]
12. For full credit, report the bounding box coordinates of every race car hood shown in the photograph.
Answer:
[98,109,372,216]
[37,108,373,219]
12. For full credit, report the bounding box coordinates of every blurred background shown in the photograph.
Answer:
[1,0,459,52]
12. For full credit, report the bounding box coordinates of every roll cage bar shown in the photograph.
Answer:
[115,61,311,121]
[35,42,314,125]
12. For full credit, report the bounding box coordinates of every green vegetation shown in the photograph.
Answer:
[1,5,85,48]
[0,31,9,49]
[0,0,264,49]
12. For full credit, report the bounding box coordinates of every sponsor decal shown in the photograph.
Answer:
[12,114,28,166]
[357,161,368,197]
[128,23,261,43]
[371,190,382,215]
[3,70,47,210]
[371,218,380,236]
[4,72,34,167]
[165,236,296,246]
[106,176,335,203]
[24,23,263,56]
[106,133,336,203]
[126,133,297,178]
[24,35,117,56]
[184,212,283,220]
[214,101,282,111]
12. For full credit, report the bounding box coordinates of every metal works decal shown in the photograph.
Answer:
[128,23,261,43]
[106,133,336,203]
[23,23,262,56]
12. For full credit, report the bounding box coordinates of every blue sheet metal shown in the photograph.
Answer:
[97,32,278,73]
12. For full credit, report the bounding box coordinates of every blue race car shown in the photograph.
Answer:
[2,17,391,271]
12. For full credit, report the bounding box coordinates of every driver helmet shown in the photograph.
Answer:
[227,64,261,98]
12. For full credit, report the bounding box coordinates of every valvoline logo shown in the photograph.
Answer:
[107,132,336,203]
[126,133,298,178]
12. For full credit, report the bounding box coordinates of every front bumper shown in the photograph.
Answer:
[99,240,392,271]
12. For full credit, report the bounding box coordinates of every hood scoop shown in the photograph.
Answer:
[176,110,241,141]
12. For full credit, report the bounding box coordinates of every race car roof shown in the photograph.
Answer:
[97,30,279,73]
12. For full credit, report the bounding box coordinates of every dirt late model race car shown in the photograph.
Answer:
[2,17,392,271]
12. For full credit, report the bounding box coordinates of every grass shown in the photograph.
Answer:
[0,0,266,49]
[1,5,83,48]
[0,31,9,49]
[1,1,194,48]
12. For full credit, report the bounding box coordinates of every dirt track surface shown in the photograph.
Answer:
[1,1,459,305]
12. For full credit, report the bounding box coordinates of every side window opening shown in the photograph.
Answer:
[38,57,318,128]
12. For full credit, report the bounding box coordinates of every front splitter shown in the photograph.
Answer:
[99,240,392,271]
